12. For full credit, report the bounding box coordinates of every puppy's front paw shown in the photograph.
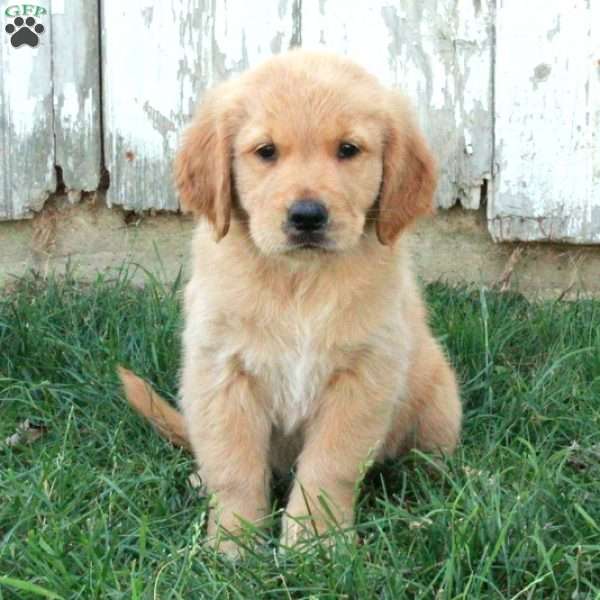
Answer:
[280,510,356,553]
[205,495,269,558]
[280,483,357,552]
[206,533,244,560]
[279,511,316,548]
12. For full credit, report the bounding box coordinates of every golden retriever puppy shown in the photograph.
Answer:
[120,50,461,555]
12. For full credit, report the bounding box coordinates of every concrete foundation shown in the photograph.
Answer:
[1,193,599,299]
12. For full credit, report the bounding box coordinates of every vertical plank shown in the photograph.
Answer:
[210,0,301,83]
[592,0,600,241]
[455,0,494,209]
[101,1,206,211]
[301,0,493,209]
[490,0,600,243]
[0,1,55,220]
[101,0,297,212]
[51,0,102,195]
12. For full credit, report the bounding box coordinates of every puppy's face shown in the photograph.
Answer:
[233,92,384,255]
[175,52,437,256]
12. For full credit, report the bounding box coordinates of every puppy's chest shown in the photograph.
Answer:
[239,325,335,433]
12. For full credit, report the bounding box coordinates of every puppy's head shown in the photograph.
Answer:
[175,51,437,256]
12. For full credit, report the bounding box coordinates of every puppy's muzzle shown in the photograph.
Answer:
[286,199,330,249]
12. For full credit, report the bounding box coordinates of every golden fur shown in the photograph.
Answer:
[119,50,461,555]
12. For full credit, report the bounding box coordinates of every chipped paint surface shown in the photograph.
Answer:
[52,0,101,192]
[101,1,203,211]
[0,0,101,220]
[101,0,297,211]
[490,0,600,243]
[301,0,493,209]
[0,0,55,219]
[1,1,599,244]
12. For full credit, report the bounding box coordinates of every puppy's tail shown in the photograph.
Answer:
[117,366,191,451]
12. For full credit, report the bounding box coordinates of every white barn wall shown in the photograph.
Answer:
[0,0,55,220]
[0,0,101,220]
[52,0,102,195]
[490,0,600,243]
[302,0,494,210]
[1,1,599,245]
[100,0,298,211]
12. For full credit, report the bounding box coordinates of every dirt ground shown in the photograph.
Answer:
[1,193,599,299]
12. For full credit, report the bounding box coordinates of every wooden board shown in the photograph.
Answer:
[101,0,298,211]
[0,0,102,220]
[301,0,494,209]
[52,0,102,194]
[0,0,55,220]
[490,0,600,243]
[2,0,599,246]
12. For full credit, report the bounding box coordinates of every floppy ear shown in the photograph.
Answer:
[174,86,238,241]
[377,93,438,246]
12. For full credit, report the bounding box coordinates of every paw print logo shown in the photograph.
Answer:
[5,16,45,48]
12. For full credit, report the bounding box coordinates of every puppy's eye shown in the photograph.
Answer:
[337,142,360,160]
[256,144,277,161]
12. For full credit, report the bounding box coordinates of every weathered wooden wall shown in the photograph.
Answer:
[100,0,492,212]
[490,0,600,243]
[1,0,599,244]
[0,0,54,220]
[302,0,493,210]
[101,0,298,211]
[0,0,101,220]
[52,0,101,196]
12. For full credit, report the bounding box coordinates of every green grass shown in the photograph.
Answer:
[1,268,599,599]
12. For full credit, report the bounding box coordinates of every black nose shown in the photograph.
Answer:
[287,199,328,232]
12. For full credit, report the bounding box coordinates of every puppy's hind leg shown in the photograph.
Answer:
[384,339,461,458]
[411,351,461,455]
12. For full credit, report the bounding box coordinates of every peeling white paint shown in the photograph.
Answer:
[1,1,599,244]
[102,1,207,210]
[52,1,101,191]
[0,0,100,220]
[0,0,55,219]
[102,0,296,211]
[60,82,79,119]
[490,0,600,243]
[464,130,474,156]
[301,0,493,210]
[212,0,295,77]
